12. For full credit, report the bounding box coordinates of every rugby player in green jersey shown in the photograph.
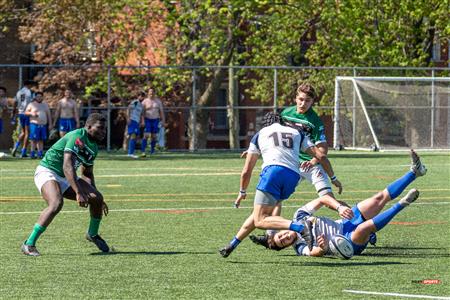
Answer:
[21,113,110,256]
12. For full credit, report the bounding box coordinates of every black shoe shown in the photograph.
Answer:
[86,233,110,252]
[369,233,377,246]
[219,245,234,258]
[11,147,17,157]
[249,234,270,248]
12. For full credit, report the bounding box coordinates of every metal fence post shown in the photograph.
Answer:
[273,68,277,112]
[333,77,340,149]
[18,66,23,89]
[352,67,357,148]
[431,69,435,148]
[191,68,197,151]
[107,66,111,152]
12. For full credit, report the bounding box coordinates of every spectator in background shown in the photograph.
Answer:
[53,89,80,137]
[126,92,145,158]
[24,92,52,159]
[11,80,34,157]
[0,87,8,135]
[141,88,165,156]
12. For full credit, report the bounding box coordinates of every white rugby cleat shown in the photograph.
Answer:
[410,149,427,177]
[399,189,420,206]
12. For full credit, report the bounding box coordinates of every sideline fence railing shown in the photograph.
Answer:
[0,64,449,151]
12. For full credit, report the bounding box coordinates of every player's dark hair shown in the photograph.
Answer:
[297,83,317,101]
[85,113,106,126]
[267,235,290,251]
[24,80,34,86]
[0,86,6,93]
[138,92,146,97]
[250,234,289,251]
[262,112,282,128]
[35,91,43,96]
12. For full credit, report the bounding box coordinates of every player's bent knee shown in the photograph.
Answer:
[48,200,64,214]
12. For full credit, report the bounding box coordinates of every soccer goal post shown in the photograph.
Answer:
[334,76,450,151]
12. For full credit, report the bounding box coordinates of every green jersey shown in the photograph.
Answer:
[281,106,327,162]
[40,128,98,177]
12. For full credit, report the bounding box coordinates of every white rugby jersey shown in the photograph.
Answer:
[292,204,343,256]
[128,99,143,122]
[15,87,33,114]
[248,123,314,174]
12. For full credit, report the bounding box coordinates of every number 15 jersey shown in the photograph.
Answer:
[248,123,314,174]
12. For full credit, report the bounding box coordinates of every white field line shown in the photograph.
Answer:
[0,172,241,180]
[343,290,450,300]
[1,162,449,175]
[1,202,450,215]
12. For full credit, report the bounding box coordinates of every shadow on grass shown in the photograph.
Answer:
[90,251,215,256]
[227,260,408,267]
[361,246,450,258]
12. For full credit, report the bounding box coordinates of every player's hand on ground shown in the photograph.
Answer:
[240,151,248,159]
[102,201,109,216]
[234,193,246,208]
[338,205,354,219]
[300,161,313,172]
[76,192,89,208]
[332,179,343,194]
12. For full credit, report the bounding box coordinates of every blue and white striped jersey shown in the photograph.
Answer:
[128,99,143,123]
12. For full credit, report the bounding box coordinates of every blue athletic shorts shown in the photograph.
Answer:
[19,114,30,128]
[144,118,159,134]
[29,123,48,141]
[128,120,140,135]
[59,118,76,133]
[0,119,3,133]
[256,165,300,201]
[342,205,369,255]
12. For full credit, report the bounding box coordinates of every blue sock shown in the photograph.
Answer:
[128,139,136,155]
[229,236,241,250]
[289,221,304,233]
[150,140,156,153]
[21,148,27,156]
[141,139,147,152]
[37,150,43,158]
[14,141,20,149]
[386,171,416,200]
[372,203,404,231]
[30,150,36,158]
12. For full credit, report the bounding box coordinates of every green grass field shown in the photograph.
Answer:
[1,151,449,299]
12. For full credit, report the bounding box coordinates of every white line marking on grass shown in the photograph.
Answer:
[2,202,450,215]
[0,172,242,180]
[343,290,450,299]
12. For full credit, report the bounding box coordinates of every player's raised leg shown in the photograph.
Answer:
[357,149,426,220]
[351,189,420,246]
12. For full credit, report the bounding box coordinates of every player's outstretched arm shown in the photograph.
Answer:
[234,153,259,208]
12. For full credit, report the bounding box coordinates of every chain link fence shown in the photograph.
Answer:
[0,64,449,151]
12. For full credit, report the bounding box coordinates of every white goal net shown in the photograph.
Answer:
[334,76,450,150]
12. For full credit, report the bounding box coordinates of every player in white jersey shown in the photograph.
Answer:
[141,88,165,156]
[219,112,345,258]
[126,92,145,158]
[250,150,427,257]
[11,80,34,157]
[24,92,52,159]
